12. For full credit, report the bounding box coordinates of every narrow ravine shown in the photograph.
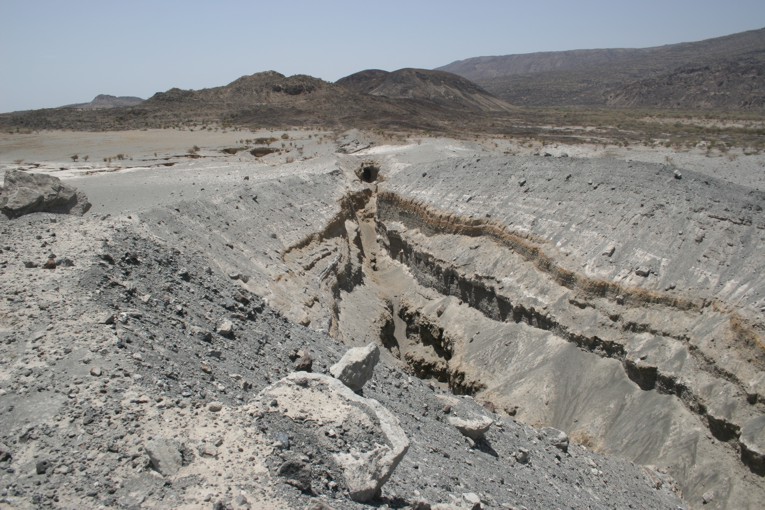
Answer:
[276,177,765,503]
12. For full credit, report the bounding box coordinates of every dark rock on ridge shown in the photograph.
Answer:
[0,170,91,219]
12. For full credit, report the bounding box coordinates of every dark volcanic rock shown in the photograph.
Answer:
[1,170,91,219]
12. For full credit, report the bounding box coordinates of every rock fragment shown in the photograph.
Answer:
[448,414,493,440]
[145,438,183,476]
[329,343,380,392]
[277,458,313,492]
[294,352,313,372]
[540,427,569,453]
[462,492,482,509]
[217,319,234,338]
[515,448,530,464]
[740,415,765,475]
[35,459,51,475]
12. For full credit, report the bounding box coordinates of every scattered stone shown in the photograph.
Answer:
[35,459,51,475]
[602,245,616,257]
[635,267,651,277]
[23,260,38,268]
[145,438,183,476]
[208,402,223,413]
[277,458,312,493]
[190,325,212,342]
[448,415,493,440]
[462,492,482,509]
[329,343,380,392]
[515,448,530,464]
[540,427,569,453]
[273,432,290,450]
[56,257,74,267]
[198,443,218,458]
[294,352,313,372]
[98,312,115,325]
[89,367,102,377]
[702,490,715,504]
[411,499,433,510]
[673,169,682,180]
[0,443,11,463]
[217,319,234,338]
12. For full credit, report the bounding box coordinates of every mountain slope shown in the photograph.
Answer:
[606,51,765,109]
[438,27,765,108]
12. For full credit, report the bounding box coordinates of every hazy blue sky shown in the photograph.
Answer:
[1,0,764,113]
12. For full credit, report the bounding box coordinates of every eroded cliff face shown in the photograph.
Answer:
[144,145,765,509]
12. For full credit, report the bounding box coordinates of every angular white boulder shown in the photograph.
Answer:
[330,342,380,392]
[257,371,408,502]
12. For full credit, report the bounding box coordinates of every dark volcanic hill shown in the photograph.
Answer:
[438,27,765,108]
[0,70,510,132]
[336,68,513,111]
[63,94,145,110]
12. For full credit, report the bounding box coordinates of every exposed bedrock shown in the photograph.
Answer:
[141,153,765,509]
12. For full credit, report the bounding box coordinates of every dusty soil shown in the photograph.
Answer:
[2,128,764,509]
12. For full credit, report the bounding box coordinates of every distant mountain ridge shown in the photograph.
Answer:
[437,27,765,109]
[64,94,144,110]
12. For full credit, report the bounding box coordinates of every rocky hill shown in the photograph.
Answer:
[336,68,513,112]
[0,70,510,133]
[438,27,765,108]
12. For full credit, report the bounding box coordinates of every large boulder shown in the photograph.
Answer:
[329,343,380,392]
[448,414,493,440]
[0,170,91,219]
[257,372,409,502]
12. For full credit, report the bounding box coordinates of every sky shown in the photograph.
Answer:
[1,0,764,113]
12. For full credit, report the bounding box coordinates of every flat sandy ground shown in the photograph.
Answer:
[1,129,763,217]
